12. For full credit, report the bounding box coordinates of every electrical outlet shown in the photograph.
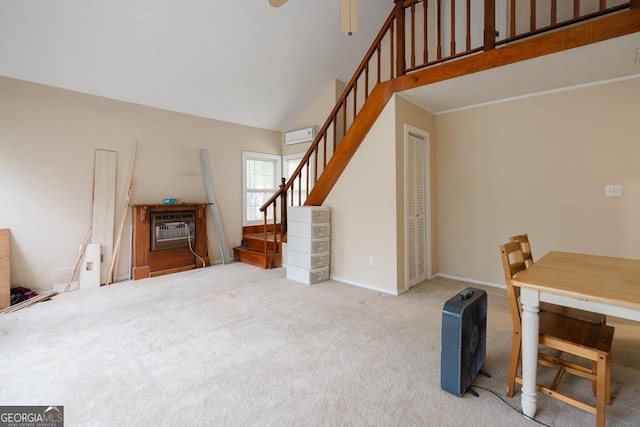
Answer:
[605,185,622,197]
[369,256,375,267]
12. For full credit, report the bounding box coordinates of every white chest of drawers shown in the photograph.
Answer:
[286,206,331,285]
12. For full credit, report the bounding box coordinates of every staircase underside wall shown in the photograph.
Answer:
[324,97,399,295]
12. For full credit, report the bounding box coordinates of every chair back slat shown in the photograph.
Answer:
[500,241,527,331]
[509,233,534,267]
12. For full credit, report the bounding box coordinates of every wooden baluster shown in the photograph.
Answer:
[510,0,516,37]
[320,133,324,171]
[530,0,536,32]
[599,0,605,11]
[423,0,428,64]
[485,0,496,51]
[411,2,416,68]
[342,99,347,137]
[365,62,369,99]
[280,178,287,235]
[395,0,406,76]
[291,177,295,207]
[297,174,302,206]
[305,159,310,204]
[390,24,395,78]
[574,0,580,19]
[290,184,294,207]
[466,0,471,51]
[272,202,277,258]
[377,43,382,82]
[353,79,358,123]
[287,180,292,207]
[437,0,442,59]
[263,211,268,260]
[551,0,557,25]
[450,0,456,55]
[632,0,640,10]
[332,113,337,151]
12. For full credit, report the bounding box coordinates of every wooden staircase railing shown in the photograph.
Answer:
[255,0,639,266]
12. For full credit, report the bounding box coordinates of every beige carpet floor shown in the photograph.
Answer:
[1,263,638,426]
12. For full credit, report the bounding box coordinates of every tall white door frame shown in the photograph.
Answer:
[404,124,431,290]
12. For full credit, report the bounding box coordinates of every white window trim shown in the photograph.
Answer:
[242,151,282,226]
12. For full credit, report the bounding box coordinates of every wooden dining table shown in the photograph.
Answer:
[511,251,640,420]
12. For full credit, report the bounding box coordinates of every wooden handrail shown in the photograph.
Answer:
[255,0,637,263]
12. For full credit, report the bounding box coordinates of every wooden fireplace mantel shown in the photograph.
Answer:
[131,203,210,280]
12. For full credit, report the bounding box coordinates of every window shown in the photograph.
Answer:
[242,152,282,225]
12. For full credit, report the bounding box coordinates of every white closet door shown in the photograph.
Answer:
[406,132,427,287]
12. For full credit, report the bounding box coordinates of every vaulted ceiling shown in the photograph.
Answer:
[0,0,392,130]
[1,1,639,132]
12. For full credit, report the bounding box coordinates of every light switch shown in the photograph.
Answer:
[605,185,622,197]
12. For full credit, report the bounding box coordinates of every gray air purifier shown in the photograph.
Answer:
[440,287,488,397]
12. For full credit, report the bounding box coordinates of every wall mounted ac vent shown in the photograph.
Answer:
[284,126,317,145]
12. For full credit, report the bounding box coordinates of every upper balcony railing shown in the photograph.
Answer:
[259,0,636,255]
[401,0,632,74]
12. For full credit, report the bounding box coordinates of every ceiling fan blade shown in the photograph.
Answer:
[340,0,358,35]
[268,0,288,7]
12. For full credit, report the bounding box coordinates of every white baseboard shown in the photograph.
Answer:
[328,274,399,296]
[435,273,505,290]
[320,272,502,297]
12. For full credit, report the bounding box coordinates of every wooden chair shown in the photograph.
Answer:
[500,242,614,427]
[509,234,606,326]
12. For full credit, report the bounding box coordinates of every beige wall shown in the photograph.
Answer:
[0,76,281,290]
[325,96,398,294]
[435,76,640,286]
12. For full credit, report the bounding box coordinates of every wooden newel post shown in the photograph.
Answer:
[631,0,640,9]
[395,0,406,77]
[484,0,496,51]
